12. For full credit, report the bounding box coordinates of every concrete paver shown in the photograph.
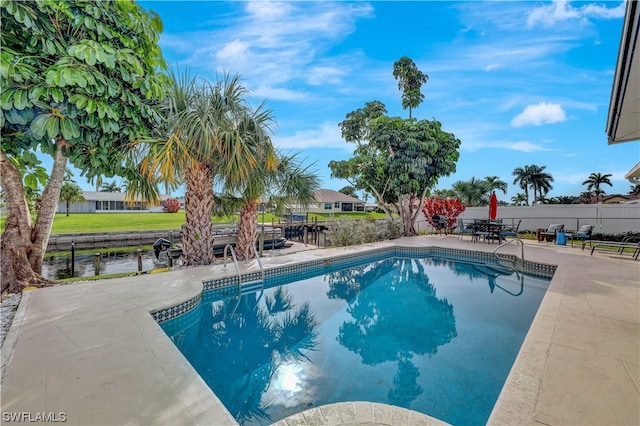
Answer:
[1,236,638,425]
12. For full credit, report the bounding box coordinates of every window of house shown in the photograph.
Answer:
[324,203,332,210]
[356,204,364,211]
[334,202,340,208]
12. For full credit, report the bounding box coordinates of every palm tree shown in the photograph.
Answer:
[582,173,612,202]
[100,181,122,193]
[483,176,508,198]
[512,165,534,206]
[528,165,554,204]
[228,152,321,260]
[59,182,85,216]
[510,193,527,206]
[452,177,489,206]
[126,70,269,266]
[630,184,640,195]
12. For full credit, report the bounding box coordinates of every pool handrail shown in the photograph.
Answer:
[493,237,525,264]
[223,244,242,288]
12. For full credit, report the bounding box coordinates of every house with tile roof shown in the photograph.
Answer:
[308,189,366,213]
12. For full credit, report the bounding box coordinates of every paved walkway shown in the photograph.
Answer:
[1,237,638,425]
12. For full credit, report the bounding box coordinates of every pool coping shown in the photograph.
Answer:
[1,237,638,425]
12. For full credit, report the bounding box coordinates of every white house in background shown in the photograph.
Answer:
[307,189,366,213]
[606,0,639,184]
[56,191,171,213]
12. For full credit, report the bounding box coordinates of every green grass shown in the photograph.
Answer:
[1,211,385,235]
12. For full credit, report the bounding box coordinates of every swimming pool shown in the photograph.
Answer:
[160,253,551,425]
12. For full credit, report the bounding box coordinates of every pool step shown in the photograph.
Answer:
[239,279,264,295]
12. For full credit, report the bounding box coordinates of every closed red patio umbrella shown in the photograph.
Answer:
[489,191,498,220]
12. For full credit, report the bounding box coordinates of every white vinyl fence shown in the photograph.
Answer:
[415,204,640,235]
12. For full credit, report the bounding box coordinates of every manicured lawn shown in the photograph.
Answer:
[1,211,387,235]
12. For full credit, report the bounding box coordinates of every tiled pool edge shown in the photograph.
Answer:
[151,245,556,325]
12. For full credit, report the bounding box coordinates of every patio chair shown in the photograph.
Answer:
[500,220,521,240]
[537,224,564,243]
[586,240,640,260]
[432,215,448,235]
[457,218,475,240]
[567,224,594,247]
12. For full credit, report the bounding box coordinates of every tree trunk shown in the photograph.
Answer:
[0,146,61,294]
[182,163,214,265]
[29,141,68,274]
[236,202,258,261]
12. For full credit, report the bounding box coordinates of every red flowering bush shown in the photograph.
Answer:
[162,198,181,213]
[422,197,466,230]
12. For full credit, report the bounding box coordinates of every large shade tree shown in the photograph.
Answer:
[1,0,168,293]
[329,58,460,236]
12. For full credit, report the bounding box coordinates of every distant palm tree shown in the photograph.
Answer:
[512,165,534,206]
[630,184,640,195]
[554,195,578,205]
[510,193,527,206]
[529,165,554,204]
[582,173,612,202]
[536,194,553,204]
[59,182,85,216]
[483,176,508,196]
[452,177,489,206]
[100,181,122,193]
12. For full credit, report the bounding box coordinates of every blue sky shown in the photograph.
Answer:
[74,1,639,201]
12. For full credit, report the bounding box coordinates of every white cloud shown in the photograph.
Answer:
[506,141,554,152]
[483,64,501,72]
[274,122,349,150]
[216,39,251,63]
[307,66,345,86]
[527,0,625,28]
[511,102,567,127]
[250,85,308,102]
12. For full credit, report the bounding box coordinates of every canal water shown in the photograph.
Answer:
[41,248,161,280]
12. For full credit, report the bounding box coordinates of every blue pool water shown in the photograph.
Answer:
[160,256,551,425]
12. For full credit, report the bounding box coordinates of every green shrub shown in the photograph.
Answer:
[326,218,400,247]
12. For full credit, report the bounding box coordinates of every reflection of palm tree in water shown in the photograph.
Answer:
[331,258,456,408]
[173,286,318,425]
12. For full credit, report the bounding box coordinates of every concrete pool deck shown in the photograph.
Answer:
[1,236,638,425]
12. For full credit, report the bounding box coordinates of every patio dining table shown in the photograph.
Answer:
[468,220,509,243]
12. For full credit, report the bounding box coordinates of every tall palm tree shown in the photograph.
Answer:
[126,70,268,266]
[59,182,85,216]
[630,184,640,195]
[529,165,554,204]
[512,165,534,206]
[226,152,320,260]
[582,173,612,202]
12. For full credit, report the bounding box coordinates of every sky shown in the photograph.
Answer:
[70,0,640,202]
